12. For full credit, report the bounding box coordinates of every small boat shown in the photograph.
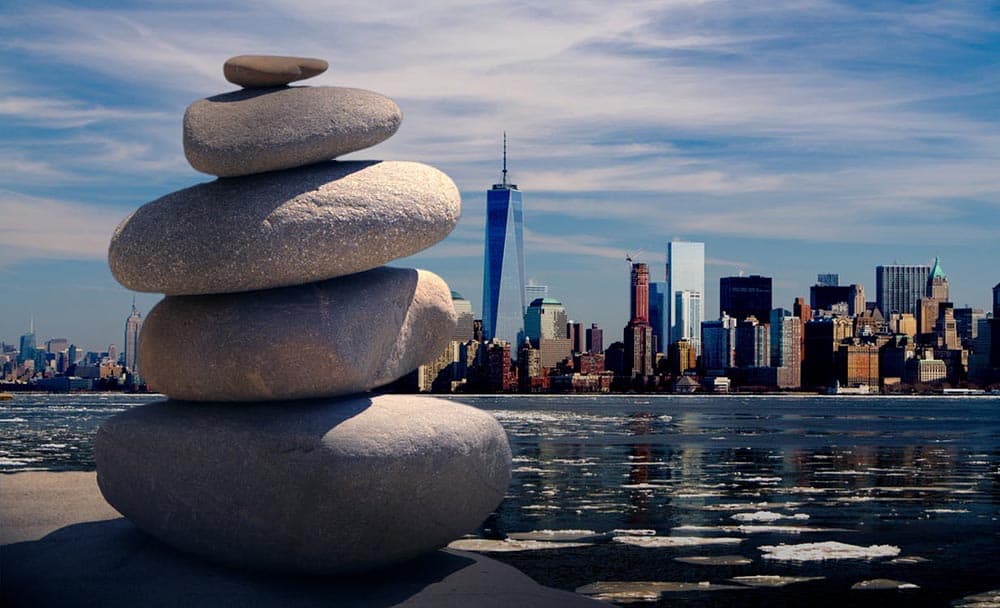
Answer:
[0,392,13,401]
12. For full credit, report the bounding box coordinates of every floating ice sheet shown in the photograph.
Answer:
[731,511,809,522]
[576,580,747,602]
[447,538,593,552]
[851,578,919,590]
[507,529,601,542]
[730,575,824,587]
[759,541,899,561]
[888,556,931,564]
[676,555,753,566]
[614,535,743,548]
[675,524,847,535]
[952,589,1000,607]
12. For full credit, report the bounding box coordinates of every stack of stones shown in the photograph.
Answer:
[96,55,512,575]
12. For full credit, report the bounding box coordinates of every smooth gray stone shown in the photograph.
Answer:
[139,267,455,402]
[108,161,460,295]
[184,86,401,177]
[223,54,328,88]
[94,395,513,575]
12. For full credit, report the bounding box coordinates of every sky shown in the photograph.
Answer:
[1,0,999,352]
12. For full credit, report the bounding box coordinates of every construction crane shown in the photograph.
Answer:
[625,249,644,265]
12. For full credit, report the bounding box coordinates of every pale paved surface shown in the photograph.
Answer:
[0,472,608,607]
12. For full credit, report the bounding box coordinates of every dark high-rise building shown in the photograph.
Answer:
[18,328,36,366]
[810,284,865,316]
[992,282,999,317]
[735,316,769,368]
[720,275,772,323]
[586,323,604,355]
[954,308,985,347]
[481,136,526,348]
[649,282,666,353]
[876,264,930,316]
[803,317,853,388]
[817,273,839,287]
[567,321,584,354]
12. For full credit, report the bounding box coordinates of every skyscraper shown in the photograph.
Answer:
[770,308,802,388]
[481,135,526,349]
[720,275,772,322]
[817,273,839,287]
[450,291,475,342]
[586,323,604,355]
[701,312,736,372]
[875,264,930,316]
[648,282,666,353]
[630,263,649,324]
[17,318,35,366]
[993,282,1000,318]
[927,256,949,301]
[523,298,568,345]
[124,299,142,374]
[666,241,705,345]
[674,290,703,354]
[624,263,654,377]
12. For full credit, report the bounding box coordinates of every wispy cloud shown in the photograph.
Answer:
[0,191,123,267]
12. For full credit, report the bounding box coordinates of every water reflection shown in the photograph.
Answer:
[464,395,1000,605]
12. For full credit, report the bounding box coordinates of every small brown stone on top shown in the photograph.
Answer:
[223,54,328,88]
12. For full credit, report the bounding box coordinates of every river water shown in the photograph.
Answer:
[2,393,998,606]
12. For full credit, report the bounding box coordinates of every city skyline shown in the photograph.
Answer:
[2,2,999,349]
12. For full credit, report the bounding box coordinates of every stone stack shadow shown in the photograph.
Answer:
[97,54,512,575]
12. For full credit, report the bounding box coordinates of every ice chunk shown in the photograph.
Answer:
[759,541,900,561]
[952,589,1000,607]
[675,555,753,566]
[675,524,848,535]
[507,529,601,542]
[888,556,931,564]
[730,575,824,587]
[576,581,747,602]
[731,511,809,522]
[614,535,743,548]
[851,578,919,590]
[447,538,593,552]
[611,529,657,536]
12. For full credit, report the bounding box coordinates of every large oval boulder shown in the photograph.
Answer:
[95,394,513,574]
[108,161,460,295]
[184,86,401,177]
[139,267,456,402]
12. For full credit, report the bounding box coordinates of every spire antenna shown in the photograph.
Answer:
[502,131,508,186]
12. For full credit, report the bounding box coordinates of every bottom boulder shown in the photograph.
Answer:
[95,394,512,574]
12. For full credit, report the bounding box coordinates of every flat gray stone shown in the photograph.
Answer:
[224,54,328,88]
[184,86,401,177]
[139,267,455,402]
[109,161,460,295]
[94,395,513,575]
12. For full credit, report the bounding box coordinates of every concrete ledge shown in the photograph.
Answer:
[1,472,607,607]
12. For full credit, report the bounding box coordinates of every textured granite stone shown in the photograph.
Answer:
[223,54,328,88]
[108,161,460,295]
[138,267,455,402]
[184,86,401,176]
[94,395,512,575]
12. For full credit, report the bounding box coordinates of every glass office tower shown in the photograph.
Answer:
[482,141,526,348]
[666,241,705,345]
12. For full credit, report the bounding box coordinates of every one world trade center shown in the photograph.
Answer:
[481,135,526,348]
